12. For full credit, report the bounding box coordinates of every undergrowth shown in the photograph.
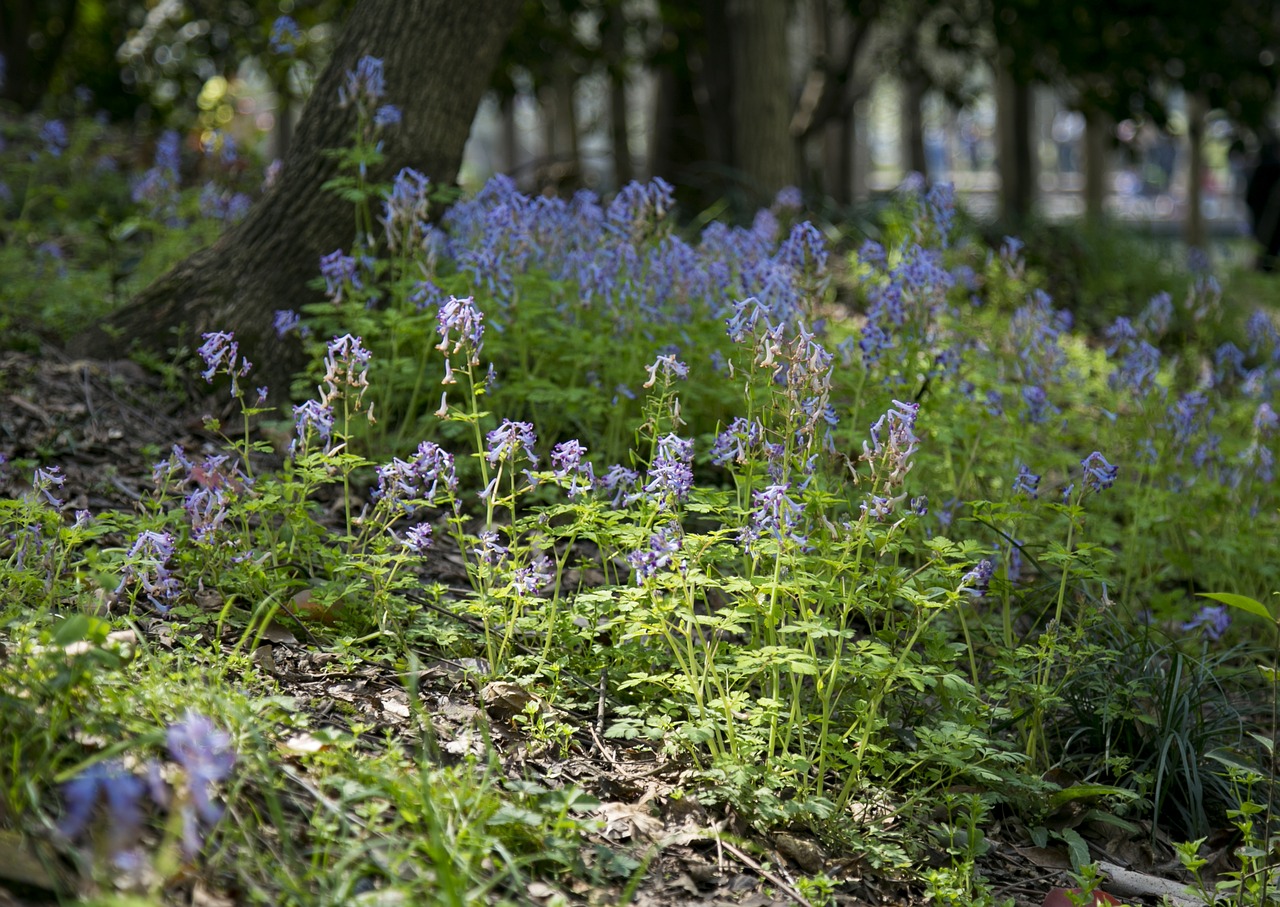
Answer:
[2,56,1280,906]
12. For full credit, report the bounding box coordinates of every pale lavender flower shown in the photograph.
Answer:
[1254,403,1278,436]
[374,441,456,507]
[513,554,553,596]
[116,530,180,609]
[319,249,360,303]
[550,440,595,498]
[1081,451,1118,493]
[374,104,401,128]
[642,353,688,388]
[185,486,228,544]
[1140,292,1174,336]
[740,482,806,551]
[59,760,147,866]
[197,331,252,396]
[1012,463,1040,498]
[321,334,372,405]
[269,15,302,53]
[436,295,485,364]
[627,525,683,582]
[710,417,763,467]
[471,530,508,565]
[861,400,920,486]
[960,559,995,596]
[599,465,639,508]
[339,55,386,110]
[486,420,537,467]
[641,434,694,507]
[167,712,235,856]
[32,465,65,507]
[39,119,68,157]
[1182,604,1230,641]
[401,523,433,553]
[861,494,896,522]
[290,399,334,455]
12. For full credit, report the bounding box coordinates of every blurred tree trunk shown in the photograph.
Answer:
[1083,107,1109,223]
[0,0,78,111]
[728,0,796,203]
[70,0,521,398]
[997,63,1035,223]
[1185,91,1208,249]
[902,72,928,178]
[604,7,633,187]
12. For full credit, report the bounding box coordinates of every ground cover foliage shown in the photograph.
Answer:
[3,59,1280,907]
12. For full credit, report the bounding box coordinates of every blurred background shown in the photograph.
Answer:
[3,0,1278,241]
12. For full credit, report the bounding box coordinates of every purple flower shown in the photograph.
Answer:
[116,530,179,609]
[1140,292,1174,336]
[402,523,433,553]
[436,295,486,363]
[269,15,302,53]
[382,167,431,251]
[322,334,372,404]
[513,554,553,596]
[860,494,897,522]
[924,181,955,245]
[1182,604,1230,641]
[375,440,457,507]
[339,55,386,110]
[862,400,920,486]
[641,434,694,507]
[38,119,68,157]
[1254,403,1278,437]
[642,353,689,388]
[1081,451,1117,492]
[599,465,639,508]
[290,399,335,455]
[960,559,995,597]
[185,486,228,543]
[471,530,508,565]
[273,309,307,338]
[59,760,147,865]
[197,331,252,396]
[627,525,683,582]
[319,249,360,303]
[374,104,402,128]
[551,440,595,498]
[740,482,806,551]
[1012,463,1040,498]
[32,465,65,507]
[775,186,802,210]
[486,420,537,467]
[167,712,236,856]
[710,417,763,467]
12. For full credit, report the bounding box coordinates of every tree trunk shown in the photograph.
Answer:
[902,73,928,179]
[1185,91,1208,250]
[997,64,1035,224]
[70,0,521,398]
[604,8,633,187]
[0,0,79,111]
[727,0,796,203]
[1083,107,1109,224]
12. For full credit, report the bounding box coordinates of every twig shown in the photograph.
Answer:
[717,838,813,907]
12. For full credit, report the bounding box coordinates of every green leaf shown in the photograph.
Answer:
[1058,827,1091,872]
[1046,783,1138,811]
[1197,592,1274,623]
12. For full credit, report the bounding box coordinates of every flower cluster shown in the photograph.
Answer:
[640,434,694,508]
[115,530,180,610]
[550,440,596,498]
[375,441,457,509]
[321,334,372,407]
[486,420,538,468]
[1080,451,1118,493]
[197,331,253,398]
[436,295,486,365]
[739,482,806,552]
[861,399,921,487]
[627,524,683,582]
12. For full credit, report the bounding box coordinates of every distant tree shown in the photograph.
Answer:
[71,0,522,397]
[992,0,1280,237]
[0,0,80,111]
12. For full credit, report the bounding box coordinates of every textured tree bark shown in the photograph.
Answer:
[0,0,79,111]
[70,0,521,399]
[727,0,796,203]
[901,72,928,179]
[604,9,633,187]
